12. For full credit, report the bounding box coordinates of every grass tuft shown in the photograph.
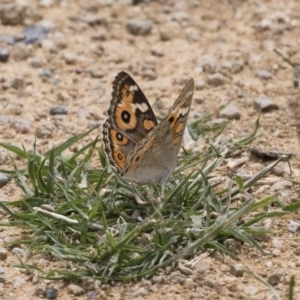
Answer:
[0,117,292,283]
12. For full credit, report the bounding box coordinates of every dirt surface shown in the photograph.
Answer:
[1,0,300,299]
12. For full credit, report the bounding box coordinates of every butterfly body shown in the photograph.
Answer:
[102,71,194,184]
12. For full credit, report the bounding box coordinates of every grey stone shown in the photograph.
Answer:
[267,271,281,285]
[194,79,206,90]
[0,249,8,260]
[131,287,148,297]
[0,48,9,62]
[84,14,106,26]
[4,103,22,115]
[50,106,68,115]
[35,125,52,139]
[219,104,241,120]
[0,150,7,165]
[13,119,30,134]
[90,70,104,78]
[255,69,273,79]
[11,78,24,89]
[0,4,25,25]
[13,276,26,288]
[13,44,30,61]
[22,25,49,44]
[287,220,300,233]
[195,54,217,74]
[185,27,200,42]
[39,69,53,78]
[171,11,190,25]
[142,67,157,80]
[44,287,58,299]
[271,180,292,192]
[67,284,85,296]
[0,173,9,188]
[160,26,176,41]
[126,20,152,36]
[11,247,25,256]
[254,95,279,112]
[63,53,76,65]
[151,45,164,57]
[229,264,244,277]
[207,73,227,87]
[30,58,44,68]
[0,34,15,45]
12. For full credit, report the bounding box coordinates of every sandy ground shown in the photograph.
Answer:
[1,0,300,299]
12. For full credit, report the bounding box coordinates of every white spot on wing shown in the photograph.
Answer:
[131,103,149,113]
[129,85,138,91]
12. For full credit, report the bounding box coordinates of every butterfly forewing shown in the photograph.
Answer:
[109,71,158,143]
[102,72,159,172]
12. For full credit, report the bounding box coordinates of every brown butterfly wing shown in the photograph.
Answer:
[102,72,158,172]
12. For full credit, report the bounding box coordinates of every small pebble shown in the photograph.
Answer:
[207,73,226,86]
[13,44,30,60]
[5,103,22,115]
[11,77,24,89]
[244,285,259,296]
[151,45,164,57]
[271,180,292,192]
[44,287,58,299]
[229,264,244,277]
[35,125,52,139]
[67,284,85,296]
[0,249,8,260]
[287,220,300,233]
[218,104,241,120]
[22,25,49,44]
[30,58,44,68]
[39,69,52,78]
[90,70,104,78]
[13,276,26,288]
[41,39,55,52]
[255,69,273,79]
[142,68,157,80]
[50,106,68,115]
[253,95,279,112]
[126,20,152,36]
[11,247,25,256]
[0,4,25,25]
[267,271,281,285]
[272,239,283,250]
[131,287,148,297]
[272,249,281,256]
[0,48,9,62]
[13,119,30,133]
[194,79,206,90]
[195,54,217,74]
[63,52,76,65]
[0,173,9,188]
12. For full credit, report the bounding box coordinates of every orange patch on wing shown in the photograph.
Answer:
[115,106,137,130]
[110,129,128,146]
[115,83,138,130]
[175,122,184,134]
[173,136,181,145]
[143,119,155,131]
[113,147,126,169]
[121,84,135,104]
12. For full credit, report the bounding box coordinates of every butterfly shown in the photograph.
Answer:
[102,71,194,184]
